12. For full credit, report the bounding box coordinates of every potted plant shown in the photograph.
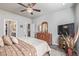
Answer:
[61,28,79,56]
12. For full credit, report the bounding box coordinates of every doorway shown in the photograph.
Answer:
[4,20,16,37]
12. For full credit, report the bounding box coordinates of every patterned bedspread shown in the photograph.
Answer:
[0,40,37,56]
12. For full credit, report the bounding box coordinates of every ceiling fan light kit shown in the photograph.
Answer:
[27,7,33,13]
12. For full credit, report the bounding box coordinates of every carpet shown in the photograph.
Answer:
[50,48,66,56]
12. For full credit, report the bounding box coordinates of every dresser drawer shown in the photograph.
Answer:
[36,32,52,46]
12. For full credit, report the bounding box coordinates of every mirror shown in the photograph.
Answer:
[41,21,48,32]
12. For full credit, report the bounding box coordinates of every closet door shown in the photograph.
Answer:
[27,23,36,37]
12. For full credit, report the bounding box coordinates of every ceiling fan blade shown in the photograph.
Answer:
[33,9,41,12]
[18,3,28,8]
[20,9,26,12]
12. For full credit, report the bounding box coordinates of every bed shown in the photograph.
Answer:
[18,37,51,56]
[0,36,51,56]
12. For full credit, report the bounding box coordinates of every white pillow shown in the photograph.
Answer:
[2,35,13,46]
[11,36,18,44]
[0,37,4,47]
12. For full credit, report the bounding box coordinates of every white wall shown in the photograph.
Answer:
[75,4,79,30]
[0,9,32,38]
[75,4,79,51]
[33,8,75,45]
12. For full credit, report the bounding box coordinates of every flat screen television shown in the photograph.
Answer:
[58,23,74,37]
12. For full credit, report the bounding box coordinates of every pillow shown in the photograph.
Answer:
[0,37,4,47]
[10,36,19,44]
[2,35,13,46]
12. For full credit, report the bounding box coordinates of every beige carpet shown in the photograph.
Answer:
[50,48,66,56]
[44,48,66,56]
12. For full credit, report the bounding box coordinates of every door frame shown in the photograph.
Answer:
[4,19,17,37]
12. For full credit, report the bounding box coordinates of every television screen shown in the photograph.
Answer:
[58,23,74,37]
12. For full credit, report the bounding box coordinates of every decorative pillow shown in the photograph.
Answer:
[10,36,19,44]
[2,35,13,46]
[0,37,4,47]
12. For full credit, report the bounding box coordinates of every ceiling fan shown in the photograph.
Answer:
[18,3,41,15]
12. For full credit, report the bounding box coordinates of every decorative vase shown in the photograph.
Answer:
[67,48,73,56]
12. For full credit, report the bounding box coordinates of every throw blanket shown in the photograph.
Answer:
[0,40,36,56]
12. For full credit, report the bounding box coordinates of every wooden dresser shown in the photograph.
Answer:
[35,32,52,46]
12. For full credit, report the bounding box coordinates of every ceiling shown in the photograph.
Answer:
[0,3,74,19]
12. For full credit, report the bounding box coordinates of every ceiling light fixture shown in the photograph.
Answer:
[27,7,33,13]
